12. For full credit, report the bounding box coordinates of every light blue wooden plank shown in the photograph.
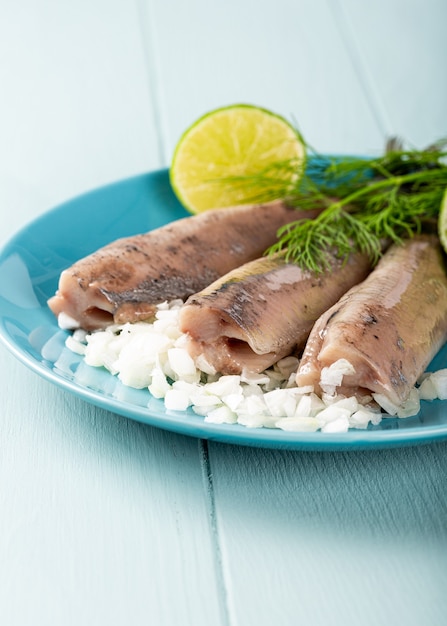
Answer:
[337,0,447,146]
[0,0,160,236]
[147,0,386,161]
[0,3,225,623]
[0,350,223,626]
[208,442,447,626]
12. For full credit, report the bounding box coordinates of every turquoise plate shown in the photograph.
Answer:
[1,168,447,451]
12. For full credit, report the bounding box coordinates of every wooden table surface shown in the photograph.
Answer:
[1,2,446,625]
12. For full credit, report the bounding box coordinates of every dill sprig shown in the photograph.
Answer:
[208,156,306,204]
[215,135,447,273]
[264,139,447,273]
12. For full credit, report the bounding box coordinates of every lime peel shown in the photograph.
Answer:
[170,104,306,214]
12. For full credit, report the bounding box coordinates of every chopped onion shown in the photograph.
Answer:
[65,299,443,432]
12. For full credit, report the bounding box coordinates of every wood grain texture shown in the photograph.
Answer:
[0,350,223,626]
[0,0,159,242]
[144,0,385,160]
[208,442,447,626]
[338,0,447,147]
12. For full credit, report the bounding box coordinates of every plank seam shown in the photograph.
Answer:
[328,0,393,140]
[199,439,232,626]
[134,0,169,167]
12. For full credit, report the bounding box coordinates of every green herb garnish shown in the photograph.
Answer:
[221,137,447,273]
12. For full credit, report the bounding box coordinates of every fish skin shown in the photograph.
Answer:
[48,200,316,331]
[296,235,447,406]
[179,251,372,375]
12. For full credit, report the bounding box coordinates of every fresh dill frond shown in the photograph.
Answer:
[269,202,382,273]
[266,138,447,272]
[208,156,306,205]
[215,130,447,273]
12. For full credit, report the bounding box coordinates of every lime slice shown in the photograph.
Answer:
[170,104,306,214]
[439,187,447,253]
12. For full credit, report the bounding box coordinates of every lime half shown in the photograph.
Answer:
[438,187,447,253]
[170,104,306,214]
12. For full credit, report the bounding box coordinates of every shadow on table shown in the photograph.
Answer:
[207,440,447,543]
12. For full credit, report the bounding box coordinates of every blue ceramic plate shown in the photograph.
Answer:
[1,168,447,450]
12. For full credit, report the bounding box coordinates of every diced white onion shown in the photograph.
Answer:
[65,334,86,355]
[320,358,356,395]
[275,416,320,432]
[204,405,238,424]
[164,388,191,411]
[66,299,444,433]
[420,369,447,401]
[58,312,81,330]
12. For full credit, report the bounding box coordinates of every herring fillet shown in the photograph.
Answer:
[48,200,314,330]
[296,235,447,406]
[179,251,372,375]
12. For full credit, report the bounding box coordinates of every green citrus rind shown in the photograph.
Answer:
[169,103,306,214]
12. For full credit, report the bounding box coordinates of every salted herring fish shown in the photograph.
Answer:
[296,235,447,407]
[48,200,317,331]
[179,250,372,375]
